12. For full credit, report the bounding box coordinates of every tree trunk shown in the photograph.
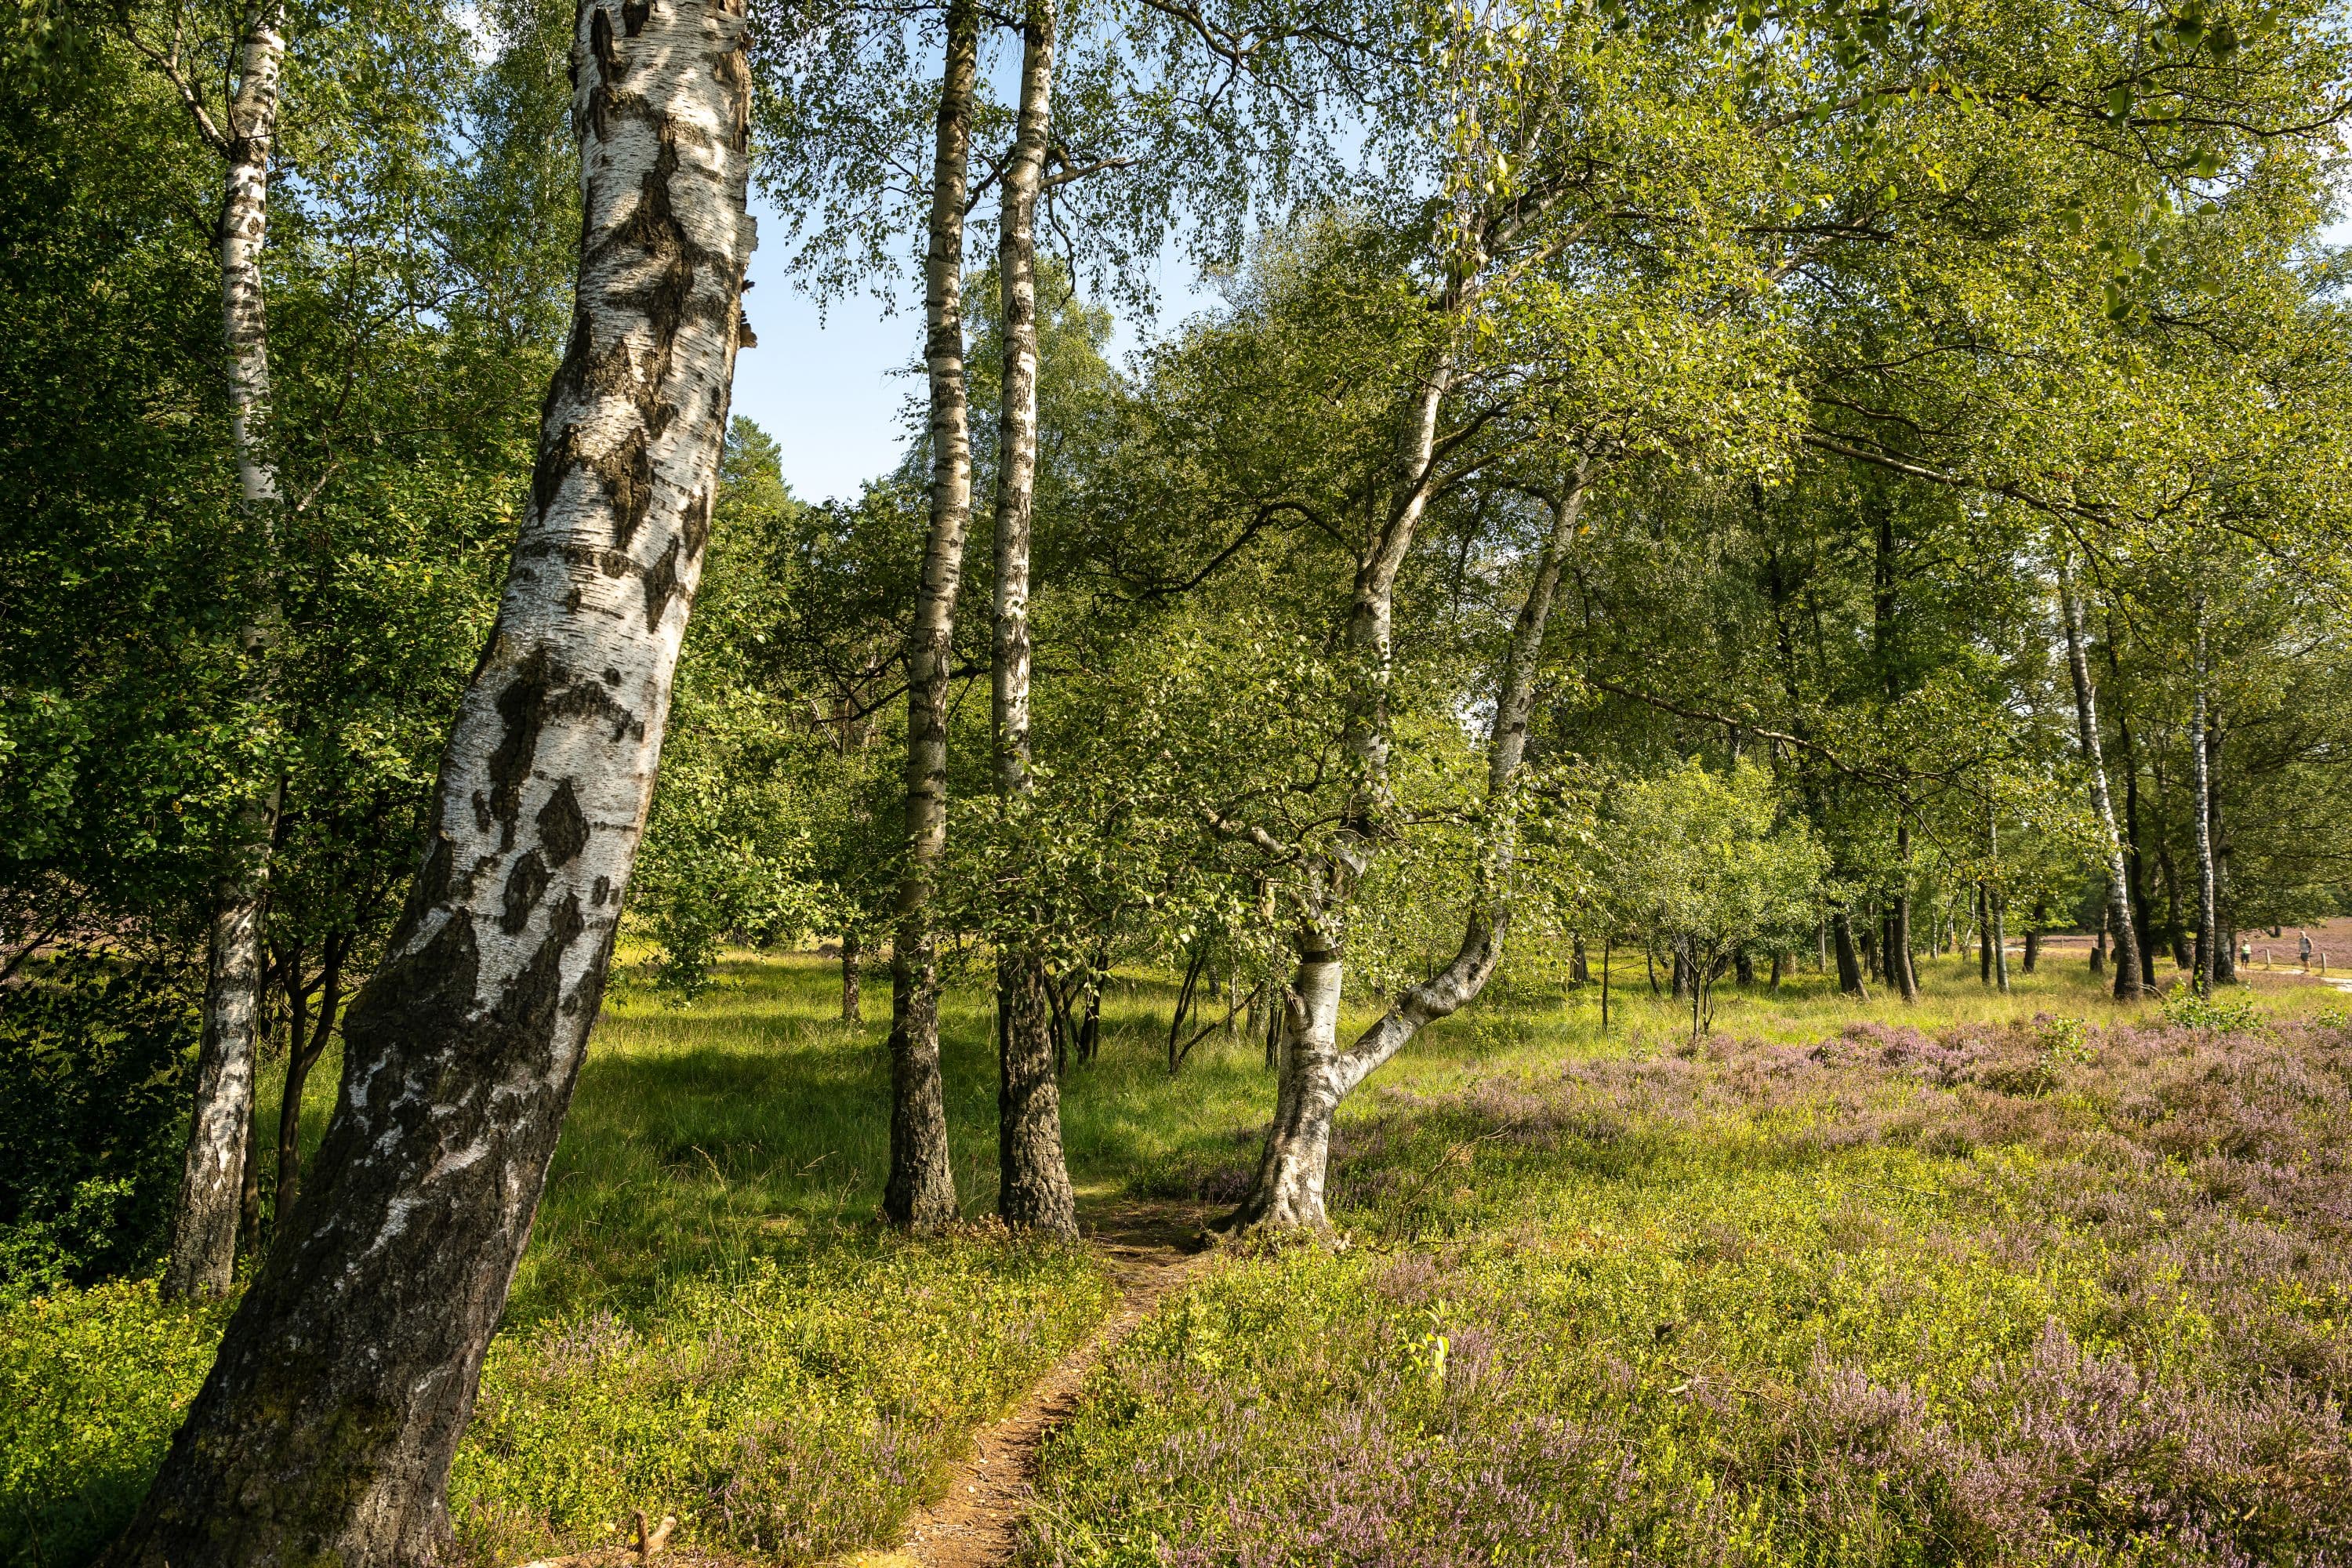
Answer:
[1978,882,1993,985]
[1992,892,2010,993]
[2158,844,2190,971]
[2190,616,2218,995]
[1571,934,1588,985]
[1224,470,1591,1235]
[985,0,1073,1236]
[274,931,345,1228]
[1831,905,1867,999]
[1892,824,1918,1003]
[2092,903,2107,975]
[163,4,289,1302]
[106,2,755,1557]
[840,931,861,1023]
[2209,722,2234,985]
[2057,553,2143,997]
[2024,906,2042,975]
[883,0,981,1230]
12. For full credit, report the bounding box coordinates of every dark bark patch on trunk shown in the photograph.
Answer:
[536,779,590,866]
[642,535,683,628]
[487,650,555,844]
[622,0,650,34]
[340,911,481,1076]
[681,488,710,561]
[500,851,551,935]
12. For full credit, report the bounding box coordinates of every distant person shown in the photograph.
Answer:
[2300,929,2314,968]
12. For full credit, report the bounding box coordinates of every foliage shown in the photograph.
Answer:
[0,959,198,1302]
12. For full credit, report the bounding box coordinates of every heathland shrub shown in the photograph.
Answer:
[1039,1014,2352,1566]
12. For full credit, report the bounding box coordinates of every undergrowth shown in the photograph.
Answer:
[1029,1004,2352,1566]
[5,944,2343,1566]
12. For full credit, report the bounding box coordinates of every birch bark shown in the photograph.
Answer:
[883,0,979,1229]
[2191,615,2218,996]
[107,0,756,1555]
[2056,550,2143,998]
[1226,471,1592,1234]
[160,0,289,1302]
[989,0,1077,1237]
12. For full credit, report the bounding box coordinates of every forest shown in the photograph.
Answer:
[3,0,2351,1559]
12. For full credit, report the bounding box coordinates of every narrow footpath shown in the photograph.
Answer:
[851,1202,1217,1568]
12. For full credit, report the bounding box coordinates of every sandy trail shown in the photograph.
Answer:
[845,1202,1215,1568]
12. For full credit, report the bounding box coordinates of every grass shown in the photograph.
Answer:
[3,938,2346,1566]
[1026,955,2352,1566]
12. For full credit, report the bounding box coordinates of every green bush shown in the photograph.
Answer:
[0,958,198,1301]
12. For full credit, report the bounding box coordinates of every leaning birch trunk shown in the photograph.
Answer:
[106,0,755,1555]
[1225,473,1591,1235]
[161,0,288,1302]
[882,0,979,1229]
[989,0,1076,1236]
[2057,550,2143,998]
[2190,615,2217,996]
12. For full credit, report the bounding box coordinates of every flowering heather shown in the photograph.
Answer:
[1033,1014,2352,1566]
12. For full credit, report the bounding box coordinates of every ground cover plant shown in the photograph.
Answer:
[20,947,2343,1565]
[1030,966,2352,1566]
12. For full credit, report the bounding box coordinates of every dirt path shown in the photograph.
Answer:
[844,1202,1217,1568]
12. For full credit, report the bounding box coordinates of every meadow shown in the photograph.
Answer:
[5,943,2347,1566]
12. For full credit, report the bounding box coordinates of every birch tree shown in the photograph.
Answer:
[989,0,1079,1235]
[115,0,291,1301]
[880,0,978,1229]
[107,0,757,1552]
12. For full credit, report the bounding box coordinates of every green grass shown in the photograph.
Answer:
[5,940,2343,1566]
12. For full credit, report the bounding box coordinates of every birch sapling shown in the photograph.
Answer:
[106,0,757,1555]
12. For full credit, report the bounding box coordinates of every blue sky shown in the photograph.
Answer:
[728,192,1221,505]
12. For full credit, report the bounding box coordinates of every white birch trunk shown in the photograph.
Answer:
[163,0,289,1301]
[2191,614,2218,995]
[110,0,756,1556]
[1227,472,1593,1234]
[883,0,979,1229]
[2056,550,2144,999]
[989,0,1076,1236]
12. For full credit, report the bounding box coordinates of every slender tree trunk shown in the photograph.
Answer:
[1892,825,1918,1003]
[107,2,756,1556]
[840,931,861,1023]
[883,0,980,1230]
[2024,905,2042,975]
[986,0,1073,1236]
[1602,935,1612,1028]
[2092,903,2108,975]
[1993,892,2010,992]
[1831,905,1867,999]
[162,2,289,1304]
[2209,723,2235,985]
[274,932,344,1227]
[2158,844,2189,971]
[2190,615,2217,996]
[2057,554,2143,997]
[1225,470,1591,1234]
[1978,883,1993,985]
